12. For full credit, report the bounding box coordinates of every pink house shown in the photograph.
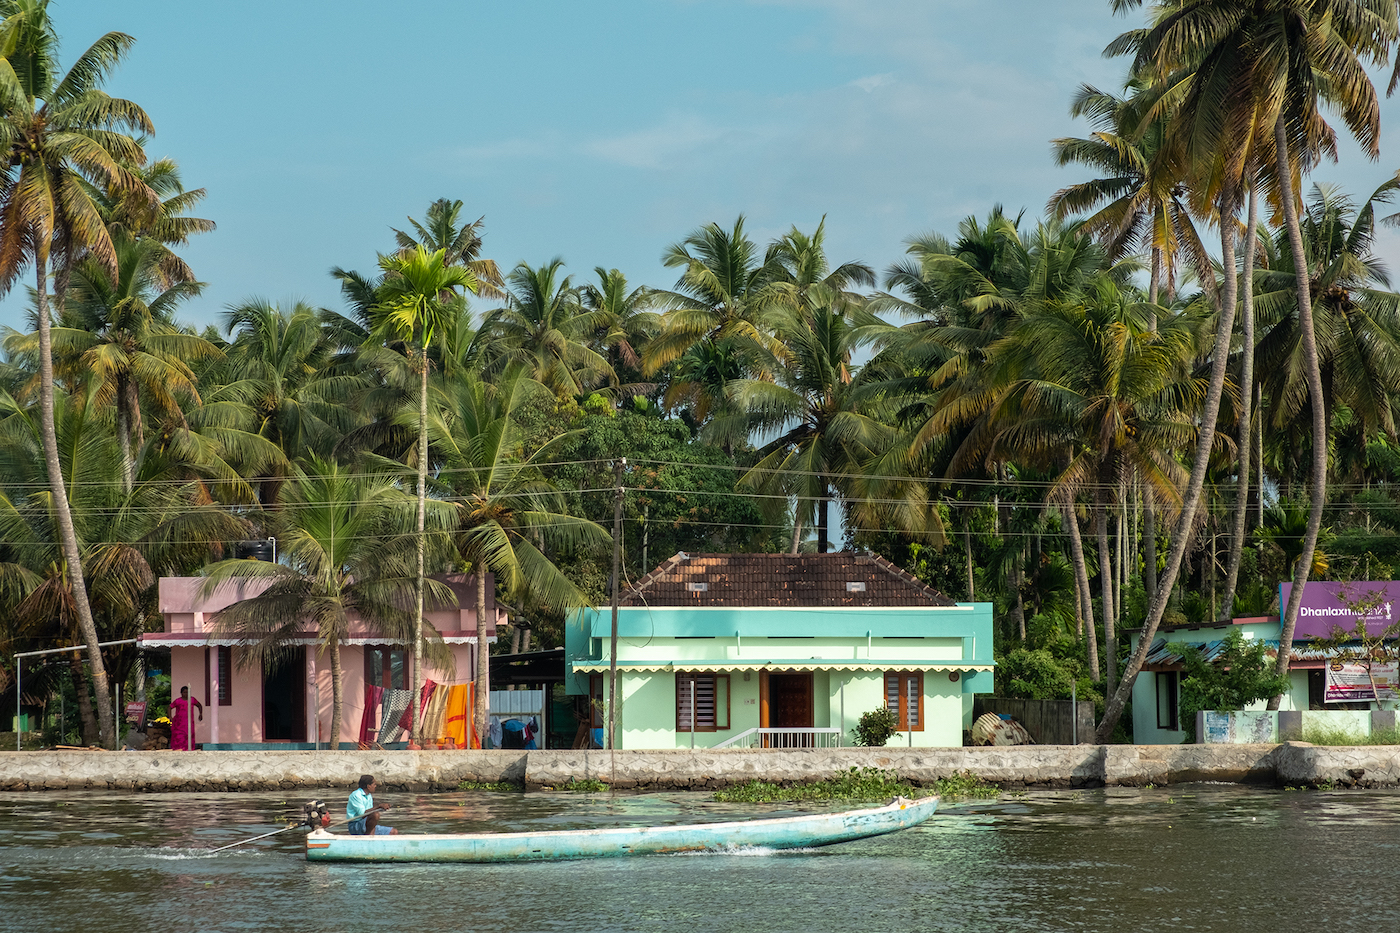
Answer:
[140,574,502,748]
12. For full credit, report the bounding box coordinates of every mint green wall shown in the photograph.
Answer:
[569,600,995,749]
[611,667,967,748]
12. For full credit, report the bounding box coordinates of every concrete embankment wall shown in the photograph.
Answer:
[1,743,1397,793]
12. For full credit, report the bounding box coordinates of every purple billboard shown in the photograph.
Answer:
[1280,581,1400,639]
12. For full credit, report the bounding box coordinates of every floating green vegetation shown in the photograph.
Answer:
[457,780,522,792]
[713,767,998,804]
[560,777,609,793]
[1295,726,1400,747]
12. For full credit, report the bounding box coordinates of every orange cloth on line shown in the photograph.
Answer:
[443,684,472,748]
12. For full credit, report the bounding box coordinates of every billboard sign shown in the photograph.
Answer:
[1280,581,1400,639]
[1324,658,1400,702]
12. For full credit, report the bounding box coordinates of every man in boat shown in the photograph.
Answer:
[346,774,397,835]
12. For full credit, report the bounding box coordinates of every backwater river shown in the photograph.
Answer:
[4,784,1399,933]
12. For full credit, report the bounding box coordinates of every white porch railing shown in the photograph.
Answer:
[712,727,843,749]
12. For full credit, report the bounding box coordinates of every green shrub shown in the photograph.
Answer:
[852,707,900,747]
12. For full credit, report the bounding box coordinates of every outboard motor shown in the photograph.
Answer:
[302,800,331,830]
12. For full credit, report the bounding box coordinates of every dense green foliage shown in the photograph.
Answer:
[5,2,1400,748]
[1168,630,1292,741]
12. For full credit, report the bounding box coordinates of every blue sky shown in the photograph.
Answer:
[6,0,1400,333]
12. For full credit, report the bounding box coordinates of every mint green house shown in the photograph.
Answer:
[566,552,995,749]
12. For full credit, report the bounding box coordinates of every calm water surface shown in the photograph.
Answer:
[5,784,1398,932]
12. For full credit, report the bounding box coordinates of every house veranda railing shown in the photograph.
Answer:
[712,727,843,749]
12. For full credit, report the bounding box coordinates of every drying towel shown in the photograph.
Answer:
[442,684,472,748]
[422,682,451,744]
[376,688,414,745]
[358,684,385,745]
[397,680,437,733]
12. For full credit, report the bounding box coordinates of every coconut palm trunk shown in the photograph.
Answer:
[329,637,344,750]
[1064,500,1099,681]
[1097,185,1242,742]
[1096,493,1116,696]
[412,348,429,743]
[1223,182,1260,613]
[474,567,489,747]
[36,256,115,748]
[1270,118,1328,707]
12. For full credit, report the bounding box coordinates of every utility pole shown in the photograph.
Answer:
[608,458,625,751]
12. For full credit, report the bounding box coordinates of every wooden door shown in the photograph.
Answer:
[768,672,813,728]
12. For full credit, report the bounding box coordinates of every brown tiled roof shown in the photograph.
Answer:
[619,552,956,608]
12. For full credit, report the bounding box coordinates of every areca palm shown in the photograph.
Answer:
[371,245,476,741]
[431,368,608,744]
[0,3,156,746]
[206,458,440,750]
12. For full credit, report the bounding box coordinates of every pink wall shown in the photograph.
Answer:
[150,574,500,746]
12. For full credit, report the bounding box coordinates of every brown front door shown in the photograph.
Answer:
[768,673,814,728]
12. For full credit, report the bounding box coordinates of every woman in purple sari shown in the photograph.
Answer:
[170,686,202,751]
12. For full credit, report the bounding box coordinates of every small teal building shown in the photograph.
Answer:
[566,552,995,748]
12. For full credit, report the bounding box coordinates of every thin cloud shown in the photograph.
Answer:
[583,114,733,169]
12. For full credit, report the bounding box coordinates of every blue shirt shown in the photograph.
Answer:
[347,787,373,821]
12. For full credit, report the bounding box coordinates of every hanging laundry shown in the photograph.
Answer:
[443,684,472,748]
[422,682,451,744]
[398,680,437,733]
[488,718,503,749]
[358,684,385,746]
[376,688,414,745]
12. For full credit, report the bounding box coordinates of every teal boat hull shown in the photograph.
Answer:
[305,795,937,863]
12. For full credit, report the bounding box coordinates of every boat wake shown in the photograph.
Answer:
[680,844,819,857]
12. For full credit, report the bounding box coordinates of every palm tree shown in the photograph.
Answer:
[41,234,215,490]
[581,267,661,385]
[1099,0,1396,738]
[392,198,504,299]
[646,216,782,376]
[982,276,1206,694]
[206,458,440,749]
[0,378,248,742]
[718,302,895,553]
[765,218,876,323]
[1255,180,1400,446]
[1049,81,1210,306]
[371,245,476,742]
[199,300,359,505]
[88,155,214,287]
[431,368,608,745]
[479,259,613,396]
[0,5,156,746]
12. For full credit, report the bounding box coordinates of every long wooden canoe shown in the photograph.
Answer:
[304,795,937,863]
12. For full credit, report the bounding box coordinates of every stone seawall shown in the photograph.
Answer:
[1,743,1397,792]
